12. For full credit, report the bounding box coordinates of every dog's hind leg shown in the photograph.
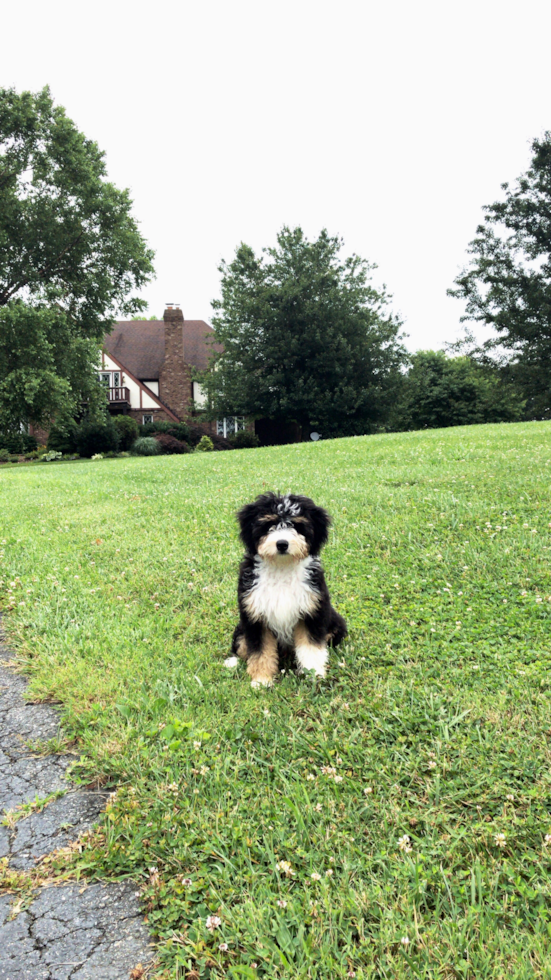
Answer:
[231,624,248,659]
[326,608,348,648]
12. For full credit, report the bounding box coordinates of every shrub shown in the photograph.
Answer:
[166,422,190,442]
[91,453,104,461]
[229,430,260,449]
[0,448,10,462]
[195,435,214,452]
[47,423,78,455]
[154,433,191,454]
[42,450,62,461]
[113,415,139,450]
[131,437,161,456]
[74,417,120,458]
[0,432,38,454]
[140,420,173,437]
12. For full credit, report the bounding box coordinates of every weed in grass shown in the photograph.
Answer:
[1,422,551,977]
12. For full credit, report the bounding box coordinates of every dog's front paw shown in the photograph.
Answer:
[250,677,274,689]
[295,644,328,677]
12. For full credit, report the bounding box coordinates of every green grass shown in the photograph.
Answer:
[1,422,551,979]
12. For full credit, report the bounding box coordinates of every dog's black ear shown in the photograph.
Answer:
[236,501,259,554]
[309,504,332,555]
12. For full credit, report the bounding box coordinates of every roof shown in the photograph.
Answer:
[104,319,220,379]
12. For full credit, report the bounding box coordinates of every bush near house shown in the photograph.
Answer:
[113,415,140,451]
[47,423,78,455]
[229,430,260,449]
[131,436,161,456]
[154,433,191,454]
[0,432,38,454]
[74,418,120,458]
[194,434,214,452]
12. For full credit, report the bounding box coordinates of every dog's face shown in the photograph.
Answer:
[237,493,331,561]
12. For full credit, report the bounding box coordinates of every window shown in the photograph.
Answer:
[98,371,120,388]
[142,414,153,425]
[217,417,245,438]
[192,381,207,408]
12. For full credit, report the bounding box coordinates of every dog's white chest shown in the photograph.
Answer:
[244,557,317,643]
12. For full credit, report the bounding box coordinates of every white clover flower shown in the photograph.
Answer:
[276,899,287,908]
[182,877,193,886]
[193,741,201,750]
[218,942,229,951]
[543,835,551,847]
[400,936,410,947]
[494,833,506,847]
[326,868,334,876]
[364,787,373,795]
[206,915,221,931]
[334,775,344,783]
[398,835,412,853]
[306,774,316,781]
[275,860,295,876]
[428,760,437,769]
[506,794,514,802]
[311,872,321,880]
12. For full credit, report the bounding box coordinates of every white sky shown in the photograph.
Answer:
[4,0,551,351]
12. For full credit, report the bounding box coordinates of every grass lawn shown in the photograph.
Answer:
[1,422,551,979]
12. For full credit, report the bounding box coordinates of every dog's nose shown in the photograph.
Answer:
[276,539,289,553]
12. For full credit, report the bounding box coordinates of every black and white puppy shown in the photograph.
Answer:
[227,492,347,688]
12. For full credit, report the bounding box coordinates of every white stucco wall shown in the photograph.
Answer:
[101,354,160,410]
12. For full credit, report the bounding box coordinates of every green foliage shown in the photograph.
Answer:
[450,133,551,418]
[112,415,139,451]
[1,423,551,977]
[0,302,106,432]
[203,226,407,438]
[0,86,154,430]
[392,351,525,430]
[73,416,119,458]
[140,420,173,437]
[47,421,78,455]
[195,434,214,452]
[154,433,191,455]
[166,422,190,442]
[0,86,154,335]
[131,436,161,456]
[229,429,260,448]
[0,430,37,454]
[0,448,9,462]
[41,450,62,461]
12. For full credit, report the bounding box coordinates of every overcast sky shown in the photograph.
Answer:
[4,0,551,350]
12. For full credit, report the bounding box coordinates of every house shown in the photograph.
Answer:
[102,303,246,437]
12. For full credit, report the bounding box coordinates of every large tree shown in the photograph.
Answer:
[449,134,551,417]
[0,86,154,430]
[202,226,406,439]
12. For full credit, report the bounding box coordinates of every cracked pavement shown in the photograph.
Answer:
[0,622,154,978]
[0,883,152,980]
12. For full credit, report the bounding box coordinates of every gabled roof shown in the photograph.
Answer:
[104,319,220,380]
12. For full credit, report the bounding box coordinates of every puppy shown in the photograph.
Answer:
[230,492,347,688]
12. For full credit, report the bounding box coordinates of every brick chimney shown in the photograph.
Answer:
[158,304,191,420]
